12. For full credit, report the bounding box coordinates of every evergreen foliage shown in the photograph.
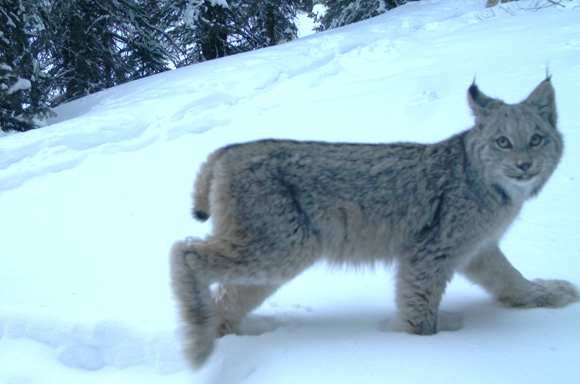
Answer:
[1,0,54,132]
[239,1,299,49]
[317,0,410,31]
[46,0,176,105]
[184,0,237,61]
[172,0,300,62]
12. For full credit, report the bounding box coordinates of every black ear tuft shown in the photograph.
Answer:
[468,82,479,102]
[467,82,503,117]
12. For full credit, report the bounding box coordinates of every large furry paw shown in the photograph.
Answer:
[381,311,463,334]
[390,318,436,335]
[529,279,580,307]
[498,279,580,308]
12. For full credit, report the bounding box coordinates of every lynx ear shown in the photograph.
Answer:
[467,82,504,118]
[523,78,557,127]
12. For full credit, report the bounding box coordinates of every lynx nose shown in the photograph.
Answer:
[516,160,532,172]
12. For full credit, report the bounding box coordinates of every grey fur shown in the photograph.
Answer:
[170,79,579,369]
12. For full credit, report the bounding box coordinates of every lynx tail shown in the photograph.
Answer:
[192,148,226,221]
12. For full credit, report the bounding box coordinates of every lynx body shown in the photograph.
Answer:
[170,79,579,368]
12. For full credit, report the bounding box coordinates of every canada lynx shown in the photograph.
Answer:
[170,79,579,368]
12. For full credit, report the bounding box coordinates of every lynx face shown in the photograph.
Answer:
[468,80,562,199]
[487,106,561,196]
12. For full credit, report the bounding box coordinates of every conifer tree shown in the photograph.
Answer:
[240,0,299,48]
[178,0,235,61]
[317,0,408,31]
[47,0,176,105]
[173,0,301,63]
[1,0,54,132]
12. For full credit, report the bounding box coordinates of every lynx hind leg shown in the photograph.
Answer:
[170,239,217,369]
[170,236,311,369]
[462,244,580,308]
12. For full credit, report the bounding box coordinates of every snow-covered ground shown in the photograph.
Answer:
[1,1,579,383]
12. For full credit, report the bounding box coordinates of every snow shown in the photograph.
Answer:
[296,4,325,37]
[1,1,579,383]
[7,78,32,94]
[209,0,229,8]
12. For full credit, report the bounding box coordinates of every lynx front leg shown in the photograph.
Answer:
[395,252,454,335]
[461,243,579,308]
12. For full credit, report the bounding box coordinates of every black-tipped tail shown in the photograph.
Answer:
[193,209,209,222]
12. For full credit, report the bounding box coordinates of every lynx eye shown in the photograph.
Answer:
[529,134,543,147]
[496,136,512,149]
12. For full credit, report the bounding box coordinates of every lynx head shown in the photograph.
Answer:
[466,79,563,200]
